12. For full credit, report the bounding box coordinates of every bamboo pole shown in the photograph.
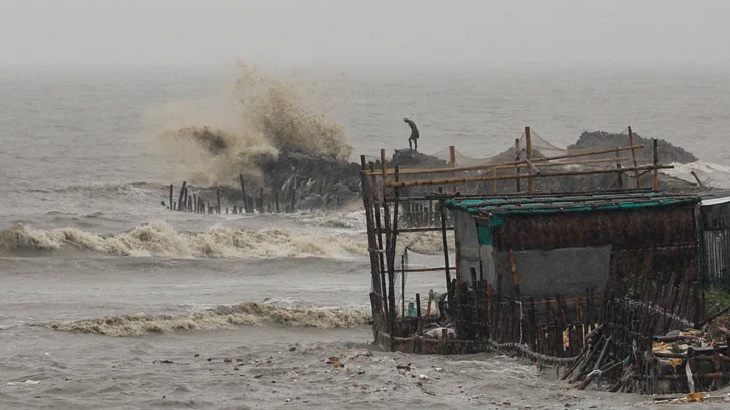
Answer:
[177,181,186,211]
[397,266,456,273]
[380,148,388,201]
[169,184,173,210]
[401,254,406,319]
[628,126,640,188]
[454,240,462,337]
[392,167,402,290]
[382,174,396,347]
[360,156,384,337]
[439,187,452,292]
[379,226,453,233]
[615,149,624,189]
[369,162,388,313]
[525,126,533,193]
[653,138,659,191]
[515,138,521,193]
[415,292,422,334]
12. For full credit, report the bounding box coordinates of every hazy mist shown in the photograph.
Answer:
[2,0,730,68]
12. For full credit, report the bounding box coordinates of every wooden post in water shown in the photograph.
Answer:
[216,187,221,214]
[259,188,265,214]
[525,127,533,193]
[183,187,189,212]
[177,181,187,211]
[449,146,456,167]
[169,184,173,210]
[289,187,297,213]
[415,292,422,335]
[628,126,640,188]
[239,174,248,213]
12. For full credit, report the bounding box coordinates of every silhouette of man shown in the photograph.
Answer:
[403,117,419,151]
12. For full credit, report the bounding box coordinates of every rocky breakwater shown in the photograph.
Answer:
[260,148,362,210]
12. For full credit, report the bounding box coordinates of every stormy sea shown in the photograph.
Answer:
[2,64,730,409]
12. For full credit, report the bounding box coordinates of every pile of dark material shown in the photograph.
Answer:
[569,131,698,164]
[260,148,362,210]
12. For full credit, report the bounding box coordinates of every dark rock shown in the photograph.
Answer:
[568,131,697,164]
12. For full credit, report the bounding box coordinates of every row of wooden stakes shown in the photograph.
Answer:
[163,174,298,214]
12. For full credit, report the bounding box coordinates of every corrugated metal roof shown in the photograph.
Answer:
[700,196,730,206]
[444,191,701,216]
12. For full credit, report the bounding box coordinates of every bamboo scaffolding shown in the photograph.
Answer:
[365,144,646,176]
[358,130,717,394]
[386,164,673,189]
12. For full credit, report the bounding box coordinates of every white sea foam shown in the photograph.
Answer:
[41,302,371,336]
[664,160,730,189]
[0,221,369,259]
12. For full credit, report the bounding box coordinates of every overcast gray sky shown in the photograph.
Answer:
[2,0,729,68]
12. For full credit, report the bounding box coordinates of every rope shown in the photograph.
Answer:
[487,339,580,365]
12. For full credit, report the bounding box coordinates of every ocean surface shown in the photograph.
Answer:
[1,64,730,409]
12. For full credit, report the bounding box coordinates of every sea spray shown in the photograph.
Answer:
[40,302,372,336]
[664,160,730,188]
[235,63,352,160]
[156,62,352,188]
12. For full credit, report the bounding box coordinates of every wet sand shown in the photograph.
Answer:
[7,323,717,410]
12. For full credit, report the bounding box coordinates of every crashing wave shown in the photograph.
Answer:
[0,221,368,258]
[40,302,371,336]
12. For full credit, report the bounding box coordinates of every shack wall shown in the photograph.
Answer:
[454,211,612,300]
[486,205,700,293]
[453,211,483,286]
[492,247,611,299]
[700,200,730,281]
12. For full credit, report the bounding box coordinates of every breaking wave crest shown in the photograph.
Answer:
[665,160,730,189]
[40,302,371,336]
[0,221,367,258]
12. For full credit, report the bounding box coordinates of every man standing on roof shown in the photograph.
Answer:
[403,116,419,152]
